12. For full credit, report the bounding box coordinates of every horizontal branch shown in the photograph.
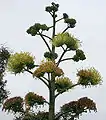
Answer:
[55,83,80,98]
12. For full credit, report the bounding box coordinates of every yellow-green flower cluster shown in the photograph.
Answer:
[55,77,73,92]
[77,67,102,87]
[7,52,35,74]
[33,61,64,77]
[52,32,80,50]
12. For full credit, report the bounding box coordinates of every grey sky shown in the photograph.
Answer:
[0,0,106,119]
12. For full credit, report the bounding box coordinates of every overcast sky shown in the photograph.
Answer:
[0,0,106,120]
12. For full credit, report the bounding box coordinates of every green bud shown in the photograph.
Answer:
[63,13,69,19]
[65,18,76,28]
[40,24,48,31]
[72,55,79,62]
[34,23,41,31]
[76,49,84,56]
[76,50,86,60]
[80,55,86,60]
[51,2,55,6]
[45,6,52,12]
[51,6,58,12]
[69,18,76,24]
[26,26,37,36]
[44,52,58,59]
[51,2,59,8]
[44,52,51,59]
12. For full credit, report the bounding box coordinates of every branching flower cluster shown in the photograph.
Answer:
[33,61,64,77]
[7,52,35,74]
[2,92,46,115]
[77,67,102,87]
[1,2,102,120]
[55,77,73,93]
[2,97,24,113]
[52,32,80,50]
[58,97,97,120]
[25,92,45,107]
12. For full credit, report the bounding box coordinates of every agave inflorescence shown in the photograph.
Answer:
[52,32,80,50]
[7,52,35,74]
[55,77,73,92]
[2,97,24,113]
[33,61,64,77]
[25,92,45,107]
[77,67,102,87]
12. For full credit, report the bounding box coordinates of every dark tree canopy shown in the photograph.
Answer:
[0,46,10,105]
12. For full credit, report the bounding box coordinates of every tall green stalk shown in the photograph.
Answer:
[49,11,56,120]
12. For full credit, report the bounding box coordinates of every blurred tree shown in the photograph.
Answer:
[0,46,10,106]
[2,2,102,120]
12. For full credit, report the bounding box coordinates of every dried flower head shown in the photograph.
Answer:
[60,97,97,119]
[2,97,23,113]
[25,92,45,107]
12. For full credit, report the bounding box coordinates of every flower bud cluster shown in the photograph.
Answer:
[44,52,58,60]
[45,2,59,13]
[64,18,76,28]
[27,23,48,36]
[63,13,69,19]
[73,49,86,62]
[63,13,76,28]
